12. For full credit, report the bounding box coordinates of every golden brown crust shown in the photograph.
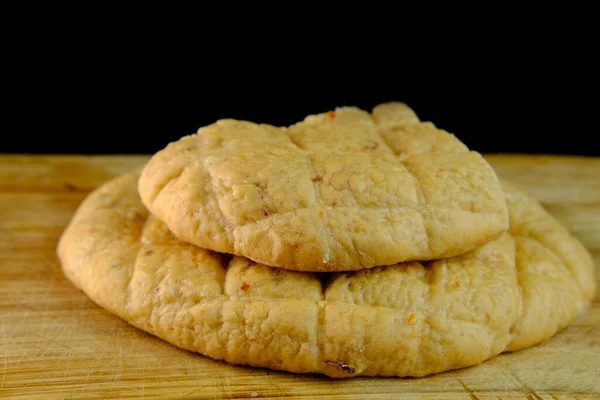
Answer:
[58,171,595,378]
[500,180,596,351]
[138,102,509,271]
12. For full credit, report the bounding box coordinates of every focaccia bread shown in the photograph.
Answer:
[138,102,509,272]
[57,171,595,378]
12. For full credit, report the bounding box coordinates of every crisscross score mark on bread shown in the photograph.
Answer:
[58,172,595,378]
[138,102,509,271]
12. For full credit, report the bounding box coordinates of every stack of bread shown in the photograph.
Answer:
[57,102,596,378]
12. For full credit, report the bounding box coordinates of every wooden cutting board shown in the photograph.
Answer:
[1,154,598,400]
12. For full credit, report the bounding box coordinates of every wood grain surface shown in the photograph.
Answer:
[0,154,598,400]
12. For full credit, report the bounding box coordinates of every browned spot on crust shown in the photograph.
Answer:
[240,282,250,292]
[63,183,78,191]
[327,111,335,120]
[145,250,153,256]
[470,202,476,212]
[131,212,146,225]
[312,176,323,182]
[326,361,356,374]
[407,314,416,325]
[332,201,338,207]
[319,211,324,218]
[453,281,460,288]
[263,209,269,216]
[249,338,257,343]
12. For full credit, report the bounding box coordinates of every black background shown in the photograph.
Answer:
[10,79,597,157]
[4,28,597,157]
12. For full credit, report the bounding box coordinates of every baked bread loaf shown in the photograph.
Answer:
[58,171,595,378]
[138,103,509,271]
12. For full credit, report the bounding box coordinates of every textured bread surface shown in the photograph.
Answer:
[138,102,509,271]
[58,171,595,378]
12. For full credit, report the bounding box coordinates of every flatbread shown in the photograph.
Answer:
[138,102,509,271]
[57,171,595,378]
